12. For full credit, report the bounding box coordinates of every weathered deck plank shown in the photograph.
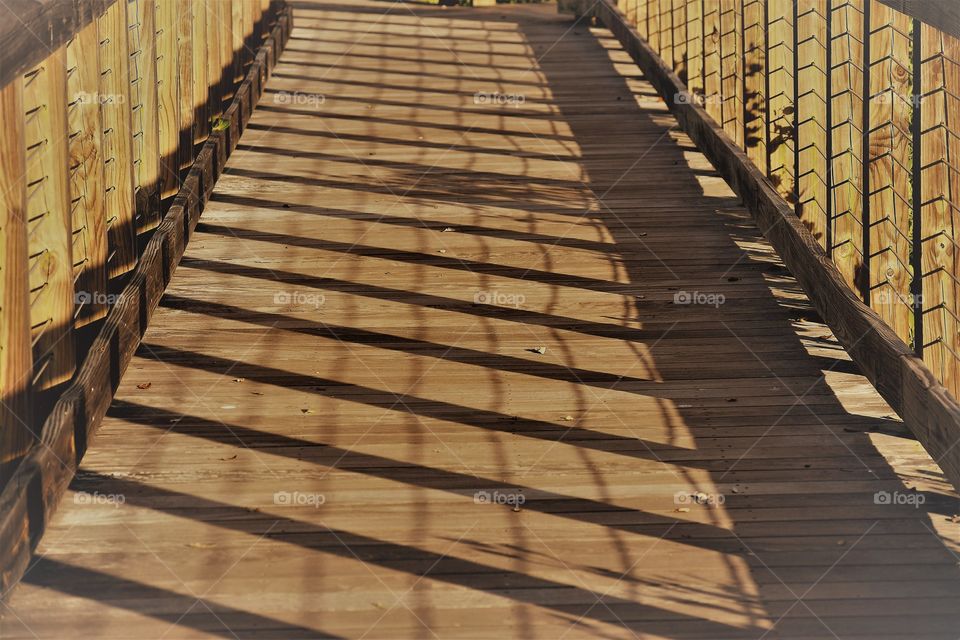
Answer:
[2,1,959,638]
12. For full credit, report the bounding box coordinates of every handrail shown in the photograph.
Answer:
[0,0,292,594]
[561,0,960,491]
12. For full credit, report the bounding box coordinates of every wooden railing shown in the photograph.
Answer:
[0,0,292,592]
[562,0,960,488]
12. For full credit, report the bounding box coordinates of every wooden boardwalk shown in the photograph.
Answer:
[3,1,960,637]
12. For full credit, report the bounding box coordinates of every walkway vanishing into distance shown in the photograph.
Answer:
[3,1,960,638]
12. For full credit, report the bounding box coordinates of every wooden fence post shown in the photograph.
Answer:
[66,22,109,329]
[0,81,32,487]
[23,49,76,394]
[99,0,138,279]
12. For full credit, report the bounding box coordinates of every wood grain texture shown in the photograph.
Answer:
[829,0,866,291]
[767,0,796,204]
[867,2,914,344]
[23,48,75,393]
[156,0,181,202]
[66,21,109,328]
[1,3,959,638]
[796,0,828,249]
[98,0,138,279]
[919,25,960,417]
[177,0,195,179]
[127,0,162,234]
[0,82,32,489]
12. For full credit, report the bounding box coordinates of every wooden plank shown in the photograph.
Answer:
[829,0,866,291]
[659,0,674,71]
[719,0,743,147]
[919,25,960,403]
[205,0,224,120]
[232,0,246,87]
[796,0,829,248]
[219,0,235,105]
[0,82,32,488]
[634,0,648,40]
[671,0,686,80]
[66,22,109,329]
[742,0,767,173]
[702,0,721,122]
[685,0,703,95]
[156,0,181,203]
[192,0,211,146]
[98,0,138,279]
[766,0,796,203]
[23,48,75,394]
[177,0,195,180]
[647,0,660,55]
[127,0,162,235]
[867,2,914,343]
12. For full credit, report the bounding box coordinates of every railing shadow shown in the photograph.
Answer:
[4,1,960,638]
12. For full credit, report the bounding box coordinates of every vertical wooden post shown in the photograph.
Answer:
[205,0,224,120]
[719,0,742,147]
[636,0,649,41]
[232,0,246,87]
[648,0,660,55]
[192,0,211,146]
[911,19,923,356]
[702,0,721,122]
[672,0,687,80]
[743,0,766,173]
[177,0,195,179]
[128,0,161,235]
[867,1,914,340]
[219,0,234,105]
[860,0,872,302]
[23,49,75,393]
[830,0,866,292]
[796,0,828,248]
[919,24,960,402]
[156,0,181,203]
[660,0,674,71]
[66,23,108,328]
[99,0,137,279]
[766,0,795,202]
[0,81,33,487]
[685,0,703,95]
